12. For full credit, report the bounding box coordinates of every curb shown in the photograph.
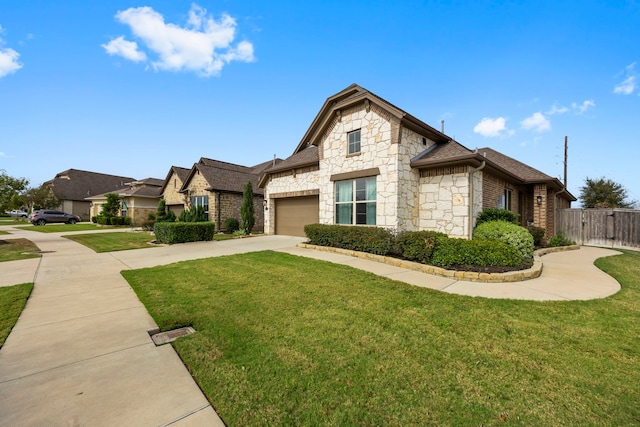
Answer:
[296,244,580,283]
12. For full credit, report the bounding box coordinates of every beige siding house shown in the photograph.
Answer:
[259,84,575,238]
[86,178,163,225]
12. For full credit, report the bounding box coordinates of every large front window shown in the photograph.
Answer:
[191,195,209,214]
[335,177,376,225]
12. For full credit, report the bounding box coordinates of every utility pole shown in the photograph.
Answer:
[564,136,568,188]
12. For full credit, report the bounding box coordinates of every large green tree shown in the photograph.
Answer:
[579,177,636,209]
[0,170,29,212]
[22,184,60,211]
[241,181,255,235]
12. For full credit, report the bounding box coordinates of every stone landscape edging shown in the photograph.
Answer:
[297,243,581,283]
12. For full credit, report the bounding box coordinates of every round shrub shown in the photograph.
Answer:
[474,220,534,264]
[395,230,446,263]
[224,217,240,233]
[475,208,519,227]
[526,225,546,247]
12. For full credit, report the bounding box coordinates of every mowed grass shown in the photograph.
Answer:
[64,232,156,252]
[0,283,33,348]
[18,223,102,233]
[123,250,640,426]
[0,238,41,262]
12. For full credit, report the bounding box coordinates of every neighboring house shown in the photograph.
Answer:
[259,84,575,238]
[44,169,135,221]
[162,157,280,232]
[159,166,191,217]
[86,178,163,225]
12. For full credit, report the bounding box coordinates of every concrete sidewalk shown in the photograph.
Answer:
[0,226,623,425]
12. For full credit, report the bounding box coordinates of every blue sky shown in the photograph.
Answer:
[1,1,639,206]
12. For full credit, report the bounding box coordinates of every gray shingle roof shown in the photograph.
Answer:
[45,169,135,201]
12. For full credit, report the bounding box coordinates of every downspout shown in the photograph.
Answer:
[468,161,486,239]
[217,192,221,232]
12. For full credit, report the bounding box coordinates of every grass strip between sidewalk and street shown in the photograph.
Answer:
[64,232,157,252]
[123,249,640,426]
[0,283,33,348]
[0,238,41,262]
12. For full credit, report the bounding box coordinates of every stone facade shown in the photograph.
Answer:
[264,102,474,236]
[163,171,187,215]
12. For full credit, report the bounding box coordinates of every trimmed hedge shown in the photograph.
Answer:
[304,224,394,255]
[154,222,215,244]
[395,230,447,263]
[224,217,240,233]
[431,236,524,269]
[474,220,534,264]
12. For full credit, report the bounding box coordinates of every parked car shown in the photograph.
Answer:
[29,210,81,225]
[5,210,28,218]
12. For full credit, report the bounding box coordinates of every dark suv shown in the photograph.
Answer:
[29,210,81,225]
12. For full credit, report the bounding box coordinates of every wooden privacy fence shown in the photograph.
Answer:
[557,208,640,250]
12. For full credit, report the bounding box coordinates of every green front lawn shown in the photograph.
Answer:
[64,231,156,252]
[17,223,103,233]
[0,238,41,262]
[123,250,640,426]
[0,283,33,348]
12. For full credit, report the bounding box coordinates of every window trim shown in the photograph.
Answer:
[347,129,361,155]
[335,176,377,225]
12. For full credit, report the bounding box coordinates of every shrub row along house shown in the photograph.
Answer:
[44,84,574,238]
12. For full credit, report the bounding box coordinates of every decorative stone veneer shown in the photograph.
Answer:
[264,101,473,236]
[418,172,471,237]
[162,172,186,208]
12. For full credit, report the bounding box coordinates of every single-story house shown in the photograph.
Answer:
[161,157,281,232]
[44,169,135,221]
[259,84,575,238]
[86,178,163,225]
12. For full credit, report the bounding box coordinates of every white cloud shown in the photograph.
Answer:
[102,36,146,62]
[546,104,569,115]
[613,62,637,95]
[104,4,255,76]
[574,99,595,113]
[0,25,22,78]
[473,117,510,137]
[521,112,551,132]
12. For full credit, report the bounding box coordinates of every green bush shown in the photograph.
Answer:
[431,236,524,269]
[395,230,447,263]
[304,224,394,255]
[474,220,534,264]
[154,222,215,244]
[91,216,98,224]
[178,206,207,222]
[475,208,519,226]
[548,231,576,247]
[526,226,546,247]
[224,217,240,233]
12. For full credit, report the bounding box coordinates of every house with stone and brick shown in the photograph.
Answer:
[86,178,163,225]
[161,157,280,232]
[258,84,575,238]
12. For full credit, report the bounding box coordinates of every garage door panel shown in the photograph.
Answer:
[275,196,319,237]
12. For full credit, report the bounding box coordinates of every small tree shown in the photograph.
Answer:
[0,169,29,212]
[156,199,176,222]
[100,193,122,219]
[241,181,255,235]
[579,177,636,208]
